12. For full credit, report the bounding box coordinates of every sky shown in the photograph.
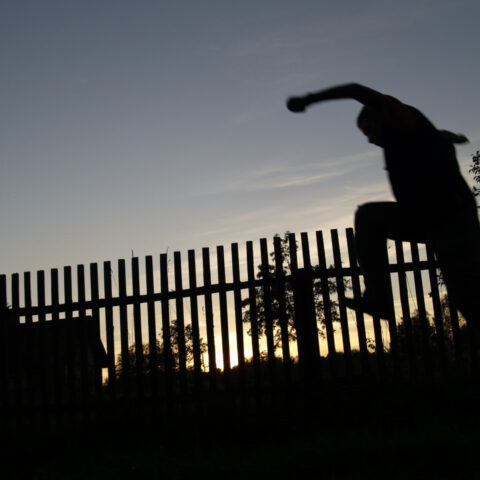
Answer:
[2,0,480,279]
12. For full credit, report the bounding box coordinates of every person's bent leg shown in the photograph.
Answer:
[351,202,396,317]
[351,202,428,318]
[355,203,391,297]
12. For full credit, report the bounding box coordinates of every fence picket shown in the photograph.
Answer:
[299,232,322,382]
[345,228,370,376]
[447,296,464,371]
[77,265,89,411]
[23,271,34,415]
[287,233,298,271]
[231,243,246,391]
[37,272,46,324]
[188,250,202,393]
[300,232,311,269]
[386,247,401,378]
[395,241,417,379]
[410,242,433,377]
[331,229,353,377]
[202,248,217,391]
[103,262,116,399]
[217,246,231,390]
[273,236,292,385]
[64,267,76,412]
[246,241,261,391]
[0,275,8,409]
[131,257,144,402]
[11,274,19,314]
[315,231,337,378]
[118,260,130,397]
[22,272,34,416]
[425,245,448,376]
[174,251,188,395]
[36,271,47,410]
[24,272,32,324]
[260,238,276,385]
[145,256,158,400]
[90,263,103,400]
[371,313,386,379]
[11,274,21,412]
[160,254,173,403]
[50,269,62,410]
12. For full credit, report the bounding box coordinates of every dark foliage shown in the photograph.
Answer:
[241,232,350,354]
[115,319,208,378]
[469,150,480,199]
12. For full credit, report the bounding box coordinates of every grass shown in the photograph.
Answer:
[2,379,480,479]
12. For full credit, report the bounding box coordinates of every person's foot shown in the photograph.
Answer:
[344,295,394,319]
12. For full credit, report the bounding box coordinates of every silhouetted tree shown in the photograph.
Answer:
[438,293,467,340]
[469,150,480,199]
[170,320,208,371]
[115,340,162,378]
[395,309,437,353]
[241,232,349,353]
[115,319,208,377]
[392,295,468,358]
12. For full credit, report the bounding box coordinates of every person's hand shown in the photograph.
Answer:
[286,96,307,113]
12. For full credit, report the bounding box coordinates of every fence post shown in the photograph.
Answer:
[292,268,320,386]
[0,275,8,414]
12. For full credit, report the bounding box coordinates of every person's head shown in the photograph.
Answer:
[357,106,385,147]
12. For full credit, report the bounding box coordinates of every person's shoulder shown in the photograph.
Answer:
[380,96,433,134]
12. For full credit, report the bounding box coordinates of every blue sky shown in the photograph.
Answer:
[2,0,480,277]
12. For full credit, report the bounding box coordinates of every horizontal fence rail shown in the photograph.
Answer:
[0,228,477,425]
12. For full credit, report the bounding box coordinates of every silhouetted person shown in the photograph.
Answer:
[287,83,480,326]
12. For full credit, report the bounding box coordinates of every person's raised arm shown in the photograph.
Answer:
[286,83,385,113]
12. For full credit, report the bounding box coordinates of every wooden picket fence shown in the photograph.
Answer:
[0,228,477,426]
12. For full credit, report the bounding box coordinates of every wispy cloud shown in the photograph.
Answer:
[252,150,377,173]
[193,150,379,197]
[246,168,344,190]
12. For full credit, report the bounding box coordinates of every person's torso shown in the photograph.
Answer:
[382,106,473,214]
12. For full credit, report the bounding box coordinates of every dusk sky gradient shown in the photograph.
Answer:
[2,0,480,277]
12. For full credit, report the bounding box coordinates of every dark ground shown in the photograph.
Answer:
[2,379,480,479]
